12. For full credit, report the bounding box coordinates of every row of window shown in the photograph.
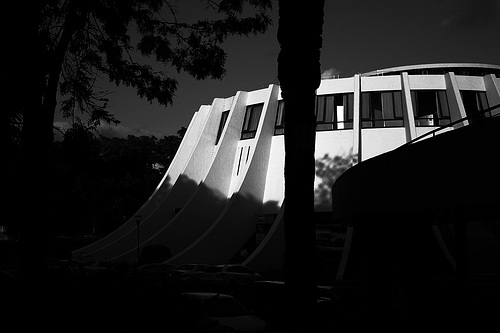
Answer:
[215,90,491,143]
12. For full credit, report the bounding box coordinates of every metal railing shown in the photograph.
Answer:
[403,103,500,146]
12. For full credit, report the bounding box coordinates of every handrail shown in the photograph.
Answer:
[403,103,500,146]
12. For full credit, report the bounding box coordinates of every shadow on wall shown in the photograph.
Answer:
[121,172,283,269]
[72,173,199,263]
[314,151,358,211]
[229,199,280,264]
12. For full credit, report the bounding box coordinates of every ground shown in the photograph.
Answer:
[1,238,500,332]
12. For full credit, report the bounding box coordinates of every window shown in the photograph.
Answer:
[241,103,263,139]
[315,93,354,130]
[361,91,404,128]
[411,90,451,126]
[274,94,354,135]
[274,100,285,135]
[461,90,490,122]
[215,111,229,145]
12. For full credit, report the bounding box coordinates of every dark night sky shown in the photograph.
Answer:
[53,0,500,138]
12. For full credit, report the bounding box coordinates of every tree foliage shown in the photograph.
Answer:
[50,125,186,236]
[38,0,272,128]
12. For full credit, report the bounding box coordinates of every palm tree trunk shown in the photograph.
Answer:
[277,0,325,329]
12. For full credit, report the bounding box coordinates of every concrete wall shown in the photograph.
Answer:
[166,84,280,265]
[261,135,285,213]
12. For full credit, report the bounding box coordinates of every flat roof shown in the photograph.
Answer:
[362,63,500,76]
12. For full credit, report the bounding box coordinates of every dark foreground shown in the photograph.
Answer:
[2,240,500,332]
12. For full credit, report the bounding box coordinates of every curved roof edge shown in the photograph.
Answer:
[361,63,500,77]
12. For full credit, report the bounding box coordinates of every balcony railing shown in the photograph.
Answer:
[404,103,500,147]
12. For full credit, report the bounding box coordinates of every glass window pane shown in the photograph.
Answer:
[411,91,418,116]
[413,90,452,126]
[437,91,450,118]
[346,94,354,121]
[361,91,404,128]
[381,92,394,120]
[478,91,489,111]
[393,91,403,118]
[316,96,325,122]
[324,95,335,123]
[274,100,285,135]
[361,93,370,120]
[241,103,263,139]
[276,100,284,126]
[215,111,229,145]
[242,106,252,131]
[461,90,490,121]
[249,104,263,131]
[372,92,383,120]
[416,91,437,117]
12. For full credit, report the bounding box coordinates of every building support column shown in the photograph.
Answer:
[445,72,468,127]
[401,72,417,142]
[352,74,362,163]
[484,74,500,116]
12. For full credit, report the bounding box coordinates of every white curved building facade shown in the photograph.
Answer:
[72,63,500,277]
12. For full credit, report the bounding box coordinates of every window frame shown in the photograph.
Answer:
[411,90,451,127]
[274,100,285,135]
[215,110,230,145]
[241,103,264,140]
[315,93,354,131]
[460,90,491,121]
[361,90,405,128]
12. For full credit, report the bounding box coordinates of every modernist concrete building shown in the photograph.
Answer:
[72,63,500,278]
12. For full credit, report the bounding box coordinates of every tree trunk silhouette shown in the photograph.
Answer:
[277,0,325,329]
[7,3,50,275]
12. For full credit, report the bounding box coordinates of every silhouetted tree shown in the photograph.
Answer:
[50,125,186,236]
[2,0,271,274]
[277,0,325,329]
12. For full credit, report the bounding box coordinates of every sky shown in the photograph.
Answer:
[54,0,500,139]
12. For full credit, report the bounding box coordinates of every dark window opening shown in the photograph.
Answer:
[411,90,451,126]
[275,94,355,135]
[241,104,263,139]
[315,93,354,131]
[361,91,404,128]
[274,100,285,135]
[215,111,229,145]
[461,90,490,122]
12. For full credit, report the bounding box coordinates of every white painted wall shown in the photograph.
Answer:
[262,135,285,213]
[408,75,446,89]
[166,85,280,265]
[361,128,407,161]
